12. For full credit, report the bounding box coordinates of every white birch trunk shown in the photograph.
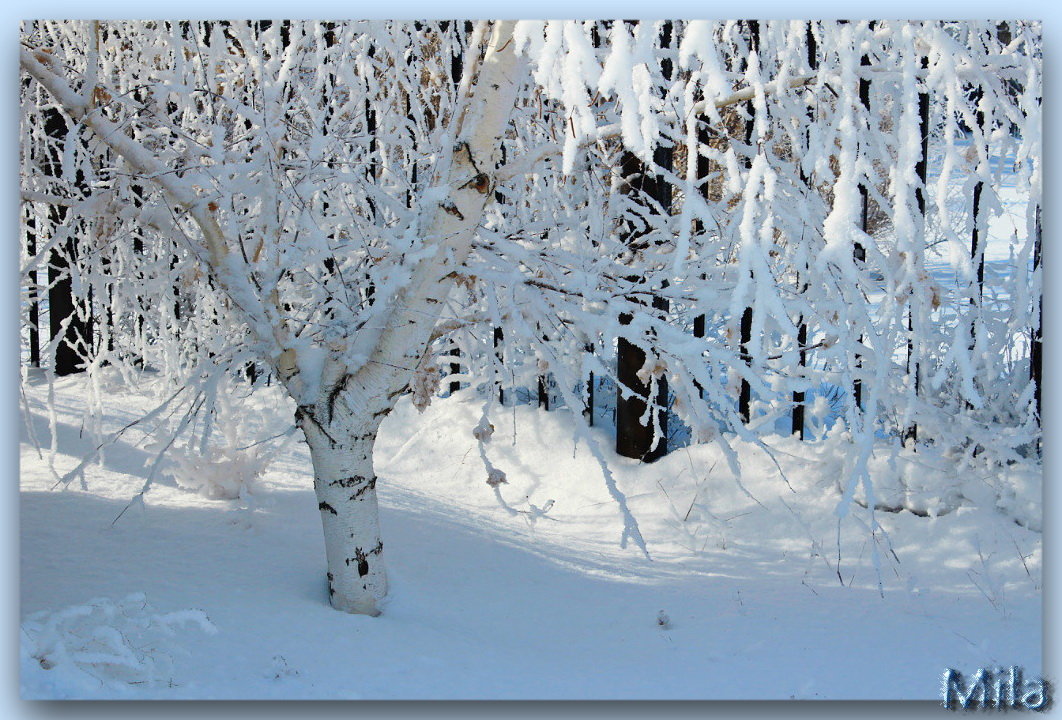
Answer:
[299,411,387,615]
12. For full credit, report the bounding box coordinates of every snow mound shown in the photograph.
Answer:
[162,381,290,500]
[166,443,272,500]
[20,593,217,698]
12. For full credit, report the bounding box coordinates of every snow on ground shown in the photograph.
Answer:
[19,371,1041,700]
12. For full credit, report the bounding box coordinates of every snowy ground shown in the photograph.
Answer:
[18,371,1041,701]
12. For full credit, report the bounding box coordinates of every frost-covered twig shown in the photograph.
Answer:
[49,385,187,491]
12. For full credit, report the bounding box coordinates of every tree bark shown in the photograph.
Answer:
[299,411,387,616]
[1032,204,1042,425]
[24,206,41,367]
[615,20,672,461]
[42,107,92,376]
[904,52,930,447]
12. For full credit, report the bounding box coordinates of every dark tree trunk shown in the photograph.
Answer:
[904,53,930,447]
[49,218,90,376]
[403,25,419,211]
[1032,205,1042,425]
[537,327,550,411]
[792,322,808,438]
[365,42,378,220]
[585,341,595,425]
[790,25,818,439]
[615,21,671,462]
[616,332,666,461]
[738,306,753,425]
[21,79,40,369]
[967,86,987,413]
[970,86,987,325]
[449,344,461,395]
[494,326,505,405]
[25,207,41,367]
[43,108,91,376]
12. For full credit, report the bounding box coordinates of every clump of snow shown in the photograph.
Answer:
[992,464,1042,533]
[20,593,217,698]
[486,467,508,487]
[164,382,286,500]
[472,416,495,442]
[166,442,271,501]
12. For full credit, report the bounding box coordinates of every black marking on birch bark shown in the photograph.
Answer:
[453,141,473,162]
[348,541,383,577]
[387,385,409,400]
[454,140,483,175]
[441,201,465,221]
[295,406,338,447]
[328,475,365,488]
[325,374,349,424]
[349,476,377,501]
[318,501,337,515]
[372,407,391,419]
[425,297,440,304]
[354,549,370,576]
[327,572,335,598]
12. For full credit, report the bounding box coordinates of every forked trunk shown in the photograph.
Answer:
[299,415,386,616]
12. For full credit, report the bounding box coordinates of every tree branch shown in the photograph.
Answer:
[21,43,283,361]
